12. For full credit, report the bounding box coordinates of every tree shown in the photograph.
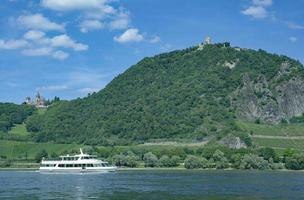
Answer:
[258,147,277,161]
[158,155,171,167]
[212,150,229,169]
[170,156,181,167]
[240,154,269,170]
[184,155,201,169]
[285,153,304,170]
[50,152,58,159]
[35,149,48,163]
[230,153,242,169]
[143,152,158,167]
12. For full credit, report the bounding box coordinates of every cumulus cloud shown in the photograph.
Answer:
[17,14,65,31]
[21,47,70,60]
[80,19,104,33]
[41,0,131,33]
[114,28,144,43]
[108,10,130,30]
[241,6,267,19]
[50,34,88,51]
[52,50,69,60]
[21,47,53,56]
[241,0,273,19]
[23,30,46,40]
[41,0,110,12]
[289,37,298,43]
[0,39,28,49]
[252,0,272,7]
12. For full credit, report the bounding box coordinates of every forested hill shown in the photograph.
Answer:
[26,43,304,145]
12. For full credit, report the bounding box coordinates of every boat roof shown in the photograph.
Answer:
[59,148,97,158]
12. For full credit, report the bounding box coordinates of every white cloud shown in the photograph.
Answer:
[17,14,65,31]
[242,0,273,19]
[80,19,104,33]
[37,84,69,91]
[252,0,272,7]
[0,39,28,50]
[150,36,160,43]
[21,47,53,56]
[108,10,130,30]
[289,37,298,43]
[286,22,304,30]
[41,0,109,11]
[114,28,144,43]
[50,34,88,51]
[52,50,69,60]
[241,6,267,19]
[22,47,69,60]
[23,30,46,40]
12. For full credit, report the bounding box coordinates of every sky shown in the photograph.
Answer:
[0,0,303,103]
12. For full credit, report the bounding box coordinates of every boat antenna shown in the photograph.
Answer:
[80,148,84,155]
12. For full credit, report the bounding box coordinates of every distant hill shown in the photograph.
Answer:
[25,43,304,145]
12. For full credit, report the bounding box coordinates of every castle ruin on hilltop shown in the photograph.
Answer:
[25,92,47,108]
[198,36,212,50]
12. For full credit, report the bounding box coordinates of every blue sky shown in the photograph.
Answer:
[0,0,303,103]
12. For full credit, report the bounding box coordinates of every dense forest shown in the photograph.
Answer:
[23,43,304,145]
[0,103,36,133]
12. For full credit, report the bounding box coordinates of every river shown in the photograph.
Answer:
[0,170,304,199]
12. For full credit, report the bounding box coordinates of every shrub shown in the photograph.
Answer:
[143,152,158,167]
[230,153,242,169]
[184,155,202,169]
[212,150,229,169]
[285,153,304,170]
[158,155,172,167]
[258,147,277,162]
[35,149,48,163]
[170,156,181,167]
[112,153,139,168]
[240,154,269,170]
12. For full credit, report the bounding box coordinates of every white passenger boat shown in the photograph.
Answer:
[39,149,117,173]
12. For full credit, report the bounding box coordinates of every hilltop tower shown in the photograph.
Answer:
[204,36,212,45]
[198,36,212,50]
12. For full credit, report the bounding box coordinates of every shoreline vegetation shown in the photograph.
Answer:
[1,145,303,171]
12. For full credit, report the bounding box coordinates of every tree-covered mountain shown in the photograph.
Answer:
[26,43,304,145]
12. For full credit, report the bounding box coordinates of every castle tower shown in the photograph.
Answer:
[204,36,212,45]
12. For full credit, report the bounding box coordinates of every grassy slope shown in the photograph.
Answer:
[237,121,304,150]
[8,124,29,136]
[0,140,82,160]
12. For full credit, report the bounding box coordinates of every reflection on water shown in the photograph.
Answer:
[1,170,304,200]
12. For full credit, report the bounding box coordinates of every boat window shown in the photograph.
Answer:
[58,164,64,168]
[66,164,73,167]
[101,163,109,167]
[86,164,93,167]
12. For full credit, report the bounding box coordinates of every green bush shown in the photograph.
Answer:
[240,154,269,170]
[285,153,304,170]
[212,150,229,169]
[35,149,48,163]
[184,155,202,169]
[143,152,158,167]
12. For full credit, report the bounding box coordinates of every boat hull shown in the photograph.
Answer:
[39,167,117,173]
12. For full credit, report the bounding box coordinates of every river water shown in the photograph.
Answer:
[0,170,304,199]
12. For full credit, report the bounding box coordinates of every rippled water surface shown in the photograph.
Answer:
[1,170,304,199]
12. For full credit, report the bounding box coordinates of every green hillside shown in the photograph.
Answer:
[25,43,304,145]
